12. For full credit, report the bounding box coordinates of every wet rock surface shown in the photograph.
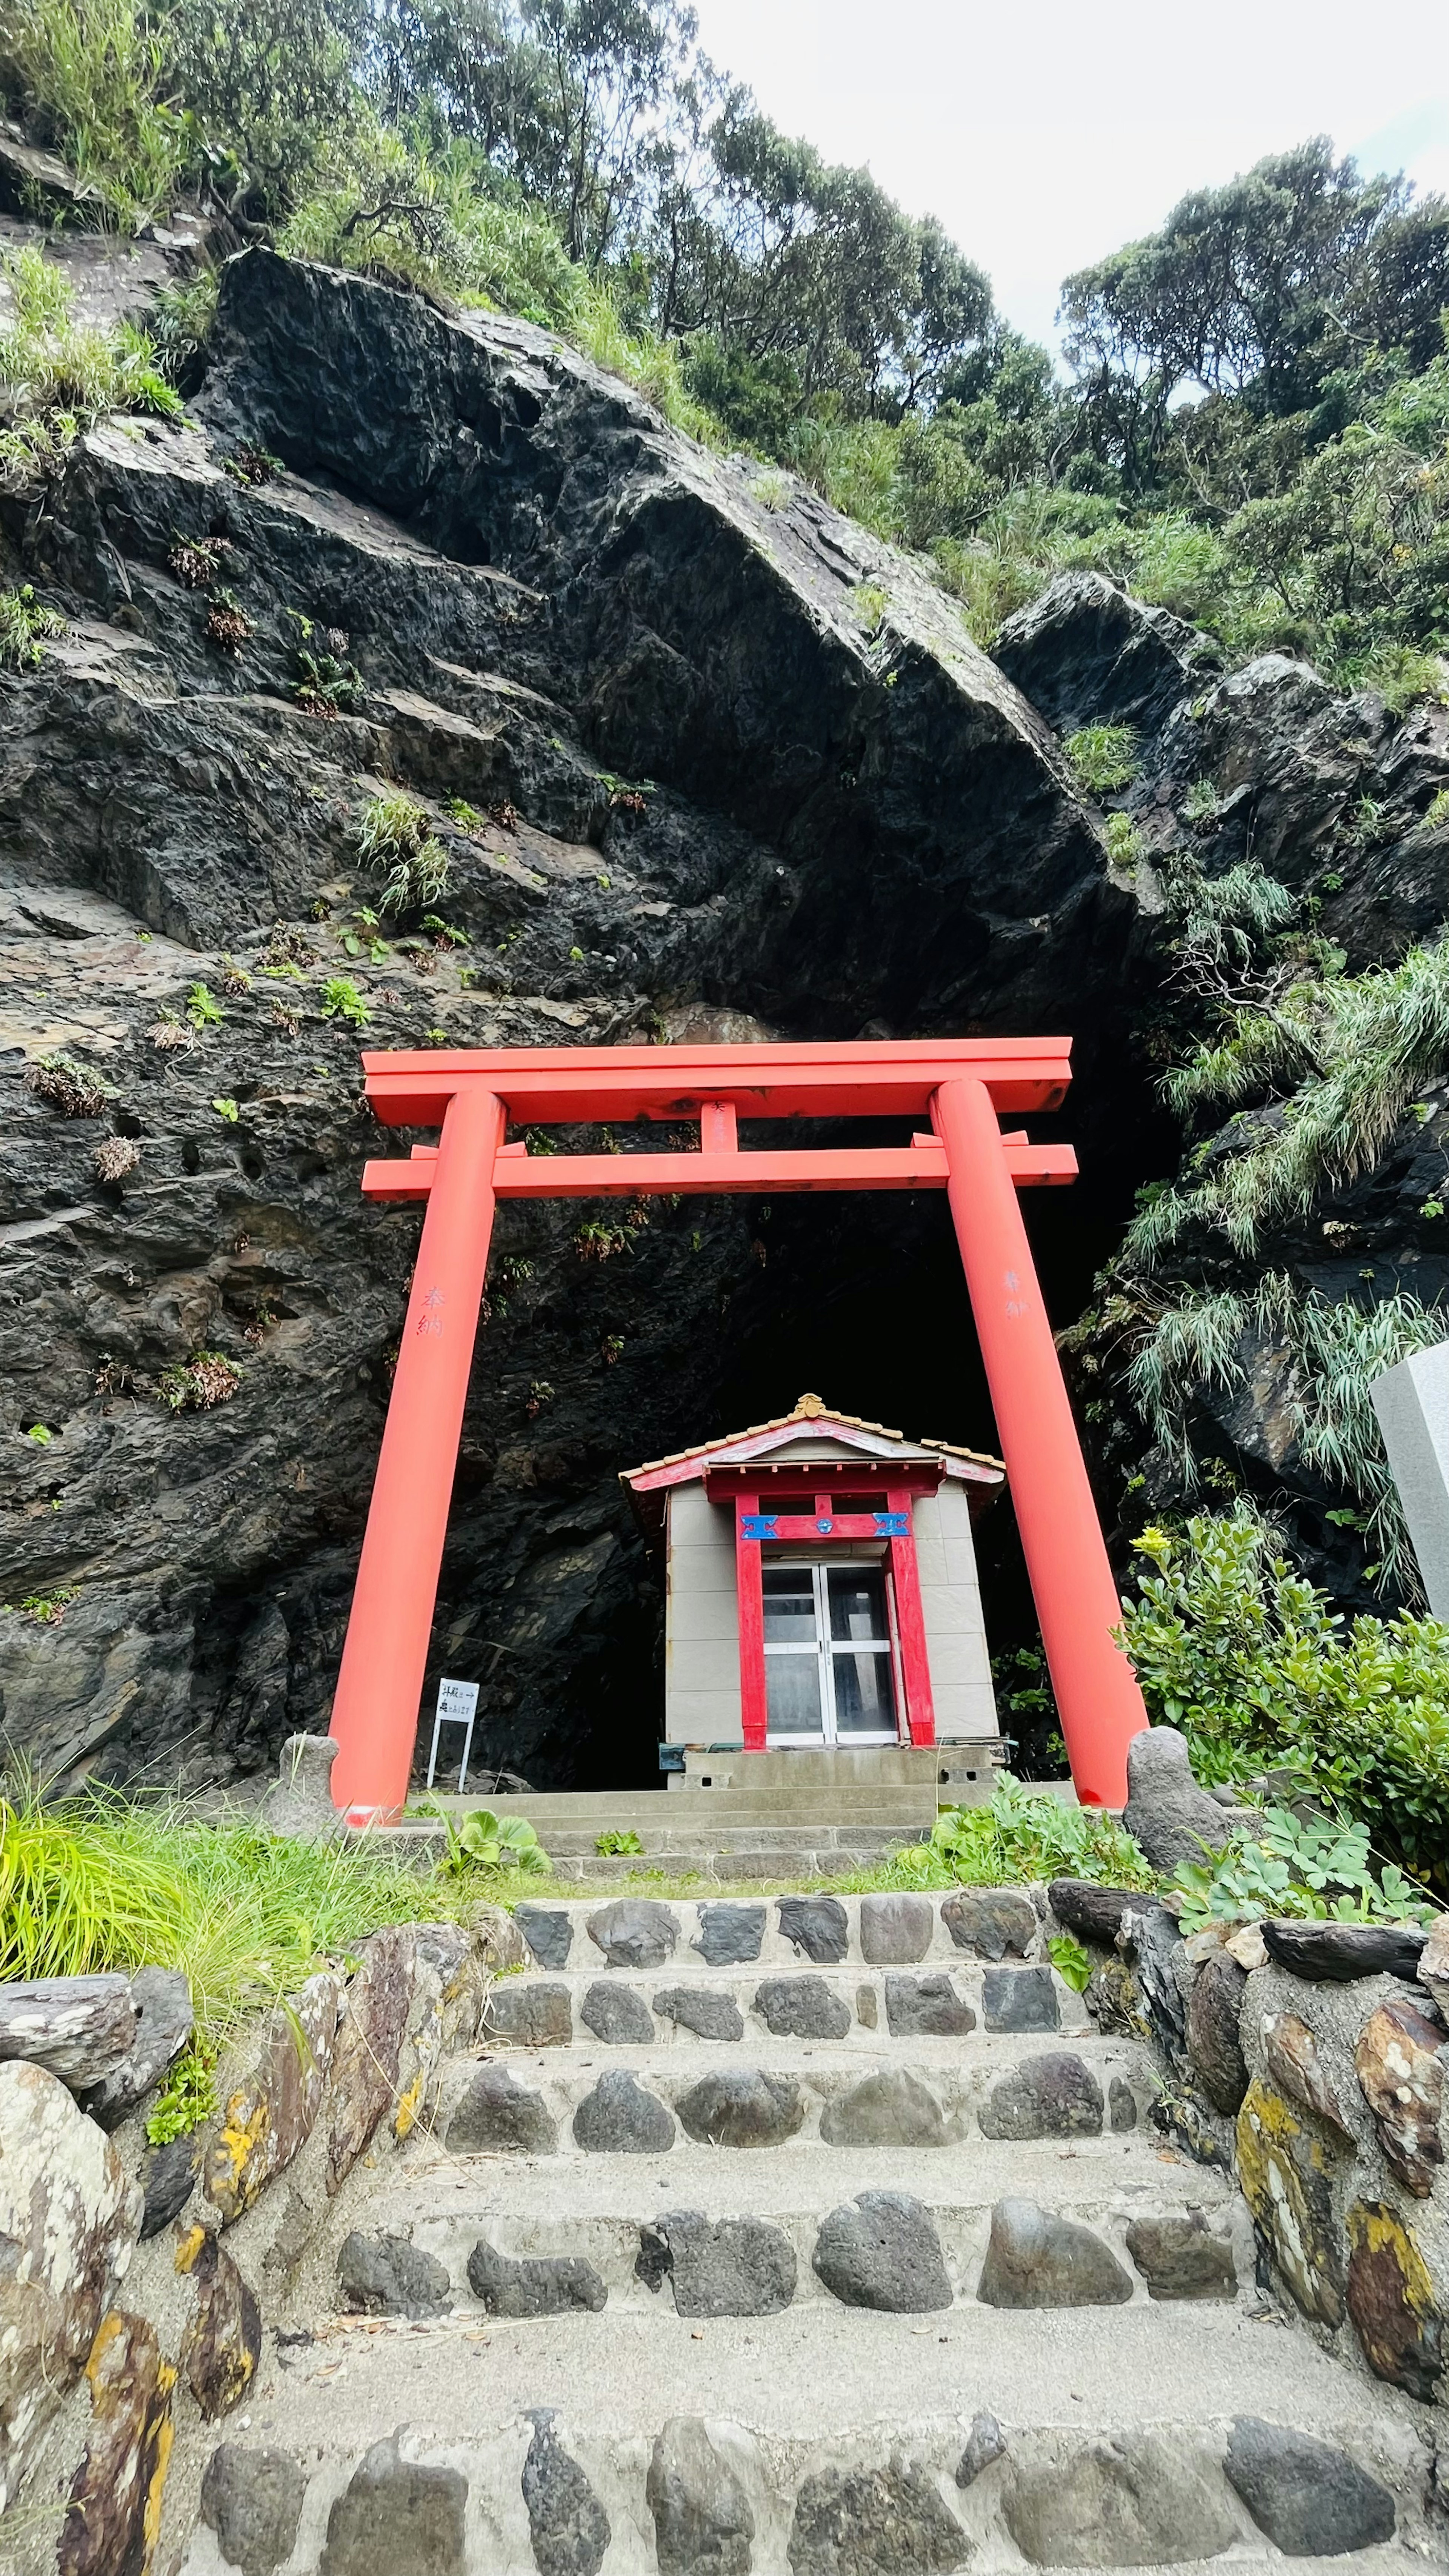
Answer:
[468,2237,606,2317]
[1224,2418,1397,2556]
[338,2228,452,2318]
[811,2191,952,2313]
[648,2418,756,2576]
[638,2212,797,2316]
[573,2069,675,2153]
[200,2444,309,2576]
[977,2198,1132,2307]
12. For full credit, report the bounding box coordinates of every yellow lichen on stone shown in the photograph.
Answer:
[1237,2077,1346,2326]
[206,2089,272,2217]
[141,2364,177,2570]
[1347,2200,1436,2312]
[172,2223,207,2276]
[393,2069,425,2139]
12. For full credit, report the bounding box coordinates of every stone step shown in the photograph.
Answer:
[483,1956,1092,2052]
[504,1887,1061,1974]
[429,2034,1154,2156]
[320,2139,1253,2320]
[169,2306,1437,2576]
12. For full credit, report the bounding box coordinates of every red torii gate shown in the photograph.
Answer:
[328,1039,1148,1822]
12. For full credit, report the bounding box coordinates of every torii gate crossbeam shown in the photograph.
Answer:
[329,1040,1147,1822]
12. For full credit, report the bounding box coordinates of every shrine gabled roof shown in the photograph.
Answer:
[620,1393,1004,1503]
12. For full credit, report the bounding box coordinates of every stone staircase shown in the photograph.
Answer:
[174,1890,1441,2574]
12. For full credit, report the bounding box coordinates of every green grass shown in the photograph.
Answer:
[0,245,181,488]
[0,0,182,228]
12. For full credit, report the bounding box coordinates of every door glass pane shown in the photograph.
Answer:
[763,1566,817,1643]
[832,1648,895,1734]
[767,1654,825,1734]
[826,1566,889,1642]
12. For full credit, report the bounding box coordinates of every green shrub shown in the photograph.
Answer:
[1064,724,1138,794]
[889,1770,1158,1891]
[1117,1507,1449,1889]
[0,583,66,669]
[145,2039,217,2142]
[595,1828,643,1856]
[1169,1804,1432,1932]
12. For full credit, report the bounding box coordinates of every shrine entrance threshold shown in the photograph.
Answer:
[328,1040,1148,1824]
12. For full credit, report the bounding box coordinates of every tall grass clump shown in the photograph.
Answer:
[0,0,182,227]
[0,244,182,486]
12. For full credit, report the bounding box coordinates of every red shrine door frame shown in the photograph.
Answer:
[329,1039,1148,1824]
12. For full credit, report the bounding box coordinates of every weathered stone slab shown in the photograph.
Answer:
[177,2222,263,2419]
[445,2062,557,2155]
[1417,1910,1449,2019]
[648,2417,755,2576]
[1235,2078,1346,2325]
[80,1967,193,2128]
[1118,1904,1187,2058]
[977,2199,1132,2308]
[1261,2009,1353,2139]
[1355,1992,1446,2194]
[1346,2198,1444,2399]
[1224,2418,1396,2555]
[140,2131,202,2239]
[201,2444,308,2576]
[1108,2077,1137,2132]
[201,2445,308,2576]
[485,1980,573,2048]
[859,1893,933,1964]
[655,1985,745,2041]
[981,1965,1058,2033]
[522,2412,609,2576]
[573,2069,675,2153]
[638,2213,796,2316]
[820,2070,949,2148]
[326,1929,424,2190]
[516,1906,574,1968]
[468,2236,606,2316]
[0,1973,137,2089]
[587,1899,678,1968]
[339,2229,452,2318]
[694,1905,765,1966]
[788,2459,968,2576]
[205,1971,341,2224]
[320,2429,467,2576]
[884,1974,975,2038]
[0,2060,142,2512]
[257,1733,345,1843]
[57,2310,175,2576]
[1045,1881,1137,1947]
[676,2069,804,2148]
[754,1976,851,2040]
[812,2192,952,2313]
[1263,1919,1427,1982]
[978,2052,1103,2140]
[1124,2211,1236,2300]
[1005,2432,1236,2567]
[581,1981,654,2044]
[1186,1952,1248,2114]
[776,1897,848,1963]
[943,1888,1036,1958]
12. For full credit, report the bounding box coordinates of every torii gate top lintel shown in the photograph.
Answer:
[329,1038,1148,1827]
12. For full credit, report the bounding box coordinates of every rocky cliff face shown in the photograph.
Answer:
[2,251,1445,1793]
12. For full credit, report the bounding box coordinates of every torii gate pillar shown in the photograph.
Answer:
[329,1040,1147,1822]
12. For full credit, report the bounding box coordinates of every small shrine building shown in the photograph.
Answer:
[621,1395,1005,1784]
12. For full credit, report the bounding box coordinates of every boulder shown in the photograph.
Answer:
[995,569,1214,739]
[977,2052,1104,2140]
[78,1967,193,2127]
[1224,2419,1396,2556]
[1260,2009,1353,2140]
[1235,2079,1346,2325]
[1345,2199,1445,2401]
[140,2131,202,2239]
[1124,2211,1237,2300]
[581,1981,655,2044]
[858,1894,933,1964]
[328,1926,446,2190]
[648,2417,756,2576]
[976,2199,1132,2308]
[1046,1882,1137,1947]
[0,1972,137,2090]
[521,2412,610,2576]
[1004,2431,1237,2568]
[1262,1919,1428,1982]
[586,1900,678,1969]
[637,2213,796,2316]
[811,2192,952,2313]
[176,2223,263,2419]
[200,2445,309,2576]
[753,1976,851,2040]
[1121,1726,1246,1874]
[0,2060,142,2511]
[515,1907,573,1968]
[655,1985,745,2042]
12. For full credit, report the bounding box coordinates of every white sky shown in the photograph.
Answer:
[690,0,1449,357]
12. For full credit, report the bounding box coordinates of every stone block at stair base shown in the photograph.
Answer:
[1224,2419,1396,2556]
[812,2191,952,2313]
[587,1899,678,1968]
[445,2064,558,2155]
[321,2431,467,2576]
[694,1905,766,1965]
[1108,2078,1137,2133]
[1124,2212,1236,2300]
[486,1981,573,2047]
[637,2212,797,2316]
[1005,2433,1237,2567]
[884,1973,975,2038]
[981,1965,1059,2033]
[523,2413,610,2576]
[581,1981,654,2045]
[943,1888,1036,1958]
[177,2223,263,2418]
[648,2418,756,2576]
[573,2069,675,2153]
[977,2199,1133,2307]
[859,1893,933,1964]
[777,1896,848,1962]
[1235,2078,1346,2326]
[205,1971,341,2223]
[515,1907,574,1968]
[1355,1992,1446,2195]
[201,2444,308,2576]
[655,1985,745,2041]
[820,2070,949,2148]
[467,2238,606,2317]
[338,2229,452,2318]
[754,1976,851,2040]
[787,2459,968,2576]
[977,2052,1103,2139]
[676,2070,805,2148]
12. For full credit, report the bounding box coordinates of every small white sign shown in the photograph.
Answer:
[427,1676,480,1790]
